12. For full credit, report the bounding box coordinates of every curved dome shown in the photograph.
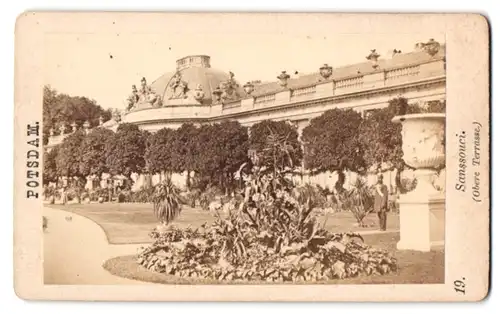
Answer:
[149,55,244,105]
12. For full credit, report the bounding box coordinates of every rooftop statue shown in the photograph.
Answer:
[126,77,163,110]
[112,109,122,122]
[415,38,441,56]
[146,86,163,107]
[126,85,139,111]
[220,71,240,102]
[138,77,149,103]
[169,72,189,99]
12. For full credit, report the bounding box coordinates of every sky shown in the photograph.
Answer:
[45,31,445,110]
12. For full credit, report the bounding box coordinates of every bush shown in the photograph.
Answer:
[117,192,127,203]
[293,183,327,210]
[43,186,61,204]
[183,188,202,208]
[129,186,155,203]
[339,178,374,227]
[152,178,183,225]
[89,187,111,202]
[199,186,224,211]
[137,167,398,282]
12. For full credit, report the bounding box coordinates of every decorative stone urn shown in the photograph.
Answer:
[392,113,446,252]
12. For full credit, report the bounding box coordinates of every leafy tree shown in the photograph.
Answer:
[42,85,112,144]
[359,106,403,172]
[43,146,59,185]
[302,108,365,177]
[55,130,86,184]
[195,121,250,192]
[79,128,115,178]
[359,97,446,194]
[191,124,218,187]
[249,120,302,174]
[106,123,148,182]
[144,127,177,178]
[171,123,200,188]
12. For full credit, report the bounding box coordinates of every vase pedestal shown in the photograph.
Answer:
[397,191,445,252]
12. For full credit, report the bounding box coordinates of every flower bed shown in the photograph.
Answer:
[137,169,398,283]
[138,227,397,282]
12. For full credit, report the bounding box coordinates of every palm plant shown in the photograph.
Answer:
[261,126,296,178]
[152,178,183,226]
[341,177,374,227]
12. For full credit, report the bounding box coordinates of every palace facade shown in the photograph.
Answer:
[46,40,446,190]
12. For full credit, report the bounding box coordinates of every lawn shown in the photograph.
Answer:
[47,203,399,245]
[103,233,445,285]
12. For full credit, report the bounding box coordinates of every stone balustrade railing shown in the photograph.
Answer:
[117,58,444,125]
[45,57,444,145]
[217,58,444,115]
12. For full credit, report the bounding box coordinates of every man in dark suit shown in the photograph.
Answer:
[373,174,389,231]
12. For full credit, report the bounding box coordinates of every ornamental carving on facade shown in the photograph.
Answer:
[192,84,205,103]
[400,118,445,170]
[169,72,189,100]
[366,49,380,69]
[219,71,240,102]
[126,77,163,110]
[277,71,290,87]
[212,86,223,105]
[126,85,139,110]
[243,81,255,96]
[392,49,402,57]
[146,86,163,107]
[319,64,333,80]
[415,38,441,57]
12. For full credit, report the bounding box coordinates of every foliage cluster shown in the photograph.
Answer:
[43,85,112,145]
[302,97,445,195]
[137,164,397,282]
[152,179,183,225]
[339,178,374,226]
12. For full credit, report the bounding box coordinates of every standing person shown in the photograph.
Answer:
[61,185,67,205]
[373,174,389,231]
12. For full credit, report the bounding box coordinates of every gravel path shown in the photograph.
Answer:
[43,206,398,285]
[43,207,153,285]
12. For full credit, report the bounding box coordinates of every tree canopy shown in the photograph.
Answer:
[43,146,59,184]
[170,123,200,175]
[194,121,250,190]
[79,128,115,178]
[144,127,177,175]
[43,85,112,144]
[302,108,365,174]
[359,106,403,173]
[106,123,149,178]
[55,130,86,179]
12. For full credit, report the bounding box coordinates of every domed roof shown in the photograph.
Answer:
[149,55,244,105]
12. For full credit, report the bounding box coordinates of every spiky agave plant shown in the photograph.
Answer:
[342,177,374,227]
[152,178,183,226]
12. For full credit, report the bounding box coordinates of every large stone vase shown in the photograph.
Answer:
[392,113,445,252]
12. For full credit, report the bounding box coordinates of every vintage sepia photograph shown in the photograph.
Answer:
[14,12,489,301]
[42,30,446,285]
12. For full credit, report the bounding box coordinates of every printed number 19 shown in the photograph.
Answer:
[454,279,466,294]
